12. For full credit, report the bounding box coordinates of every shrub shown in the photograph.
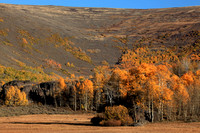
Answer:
[104,105,133,126]
[100,119,121,126]
[66,62,75,67]
[44,59,62,69]
[0,29,9,37]
[0,18,3,22]
[105,105,128,120]
[87,49,101,54]
[121,115,134,126]
[5,86,28,106]
[91,105,133,126]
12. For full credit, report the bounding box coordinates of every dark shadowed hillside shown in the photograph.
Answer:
[0,3,200,78]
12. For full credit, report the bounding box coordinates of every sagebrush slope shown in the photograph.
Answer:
[0,4,199,78]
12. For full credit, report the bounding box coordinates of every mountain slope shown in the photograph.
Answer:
[0,4,200,78]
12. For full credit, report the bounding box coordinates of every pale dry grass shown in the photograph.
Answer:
[0,114,199,133]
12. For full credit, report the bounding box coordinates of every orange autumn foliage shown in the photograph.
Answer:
[22,38,28,44]
[44,59,62,69]
[196,70,200,76]
[110,67,129,97]
[181,71,195,86]
[58,78,66,90]
[170,75,189,103]
[163,87,174,101]
[82,79,94,94]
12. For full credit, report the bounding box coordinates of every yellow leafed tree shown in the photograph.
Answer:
[79,79,94,111]
[5,86,28,106]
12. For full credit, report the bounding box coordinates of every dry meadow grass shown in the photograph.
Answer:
[0,114,199,133]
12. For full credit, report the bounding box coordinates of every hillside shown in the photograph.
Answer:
[0,4,200,79]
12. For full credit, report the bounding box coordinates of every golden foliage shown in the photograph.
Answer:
[181,71,195,86]
[87,49,101,54]
[119,47,179,69]
[105,105,128,120]
[5,86,28,106]
[104,105,133,126]
[66,62,75,67]
[58,77,66,90]
[0,29,9,37]
[0,18,4,22]
[196,70,200,76]
[0,64,53,82]
[81,79,94,95]
[22,38,28,44]
[70,74,75,79]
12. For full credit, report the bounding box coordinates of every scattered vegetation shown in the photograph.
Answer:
[66,62,75,67]
[18,29,39,45]
[0,18,4,22]
[2,40,13,46]
[0,28,9,37]
[0,64,54,82]
[66,47,92,63]
[44,59,62,69]
[87,49,101,54]
[17,29,39,53]
[47,33,92,63]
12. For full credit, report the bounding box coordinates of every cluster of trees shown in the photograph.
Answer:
[62,45,199,122]
[0,46,199,122]
[91,64,199,122]
[74,46,199,122]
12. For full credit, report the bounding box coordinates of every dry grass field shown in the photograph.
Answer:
[0,114,199,133]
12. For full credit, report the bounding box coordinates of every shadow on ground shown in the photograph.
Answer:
[7,122,93,126]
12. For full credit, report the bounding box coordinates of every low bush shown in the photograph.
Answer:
[100,119,121,126]
[121,115,134,126]
[104,105,128,121]
[91,105,133,126]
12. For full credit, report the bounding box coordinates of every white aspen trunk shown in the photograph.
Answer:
[85,92,88,111]
[151,95,154,123]
[161,101,163,121]
[148,90,151,121]
[74,90,77,111]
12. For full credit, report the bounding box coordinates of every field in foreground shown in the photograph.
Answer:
[0,114,199,133]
